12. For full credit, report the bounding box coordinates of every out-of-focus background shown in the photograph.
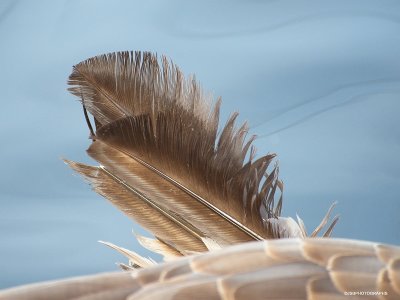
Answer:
[1,0,399,289]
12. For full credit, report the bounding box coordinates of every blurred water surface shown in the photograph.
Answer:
[1,0,399,289]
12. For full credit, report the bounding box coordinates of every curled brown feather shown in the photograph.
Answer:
[67,51,285,250]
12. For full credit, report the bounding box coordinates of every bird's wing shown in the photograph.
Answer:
[2,238,399,300]
[66,51,290,257]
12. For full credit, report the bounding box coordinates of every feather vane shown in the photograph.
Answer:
[67,51,285,255]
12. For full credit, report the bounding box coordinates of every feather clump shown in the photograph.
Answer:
[4,51,389,300]
[65,51,337,261]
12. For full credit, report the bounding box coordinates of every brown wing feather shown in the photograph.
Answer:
[67,51,284,250]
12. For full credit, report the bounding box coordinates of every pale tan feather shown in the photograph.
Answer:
[0,272,139,300]
[99,241,156,269]
[134,234,183,261]
[2,239,399,300]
